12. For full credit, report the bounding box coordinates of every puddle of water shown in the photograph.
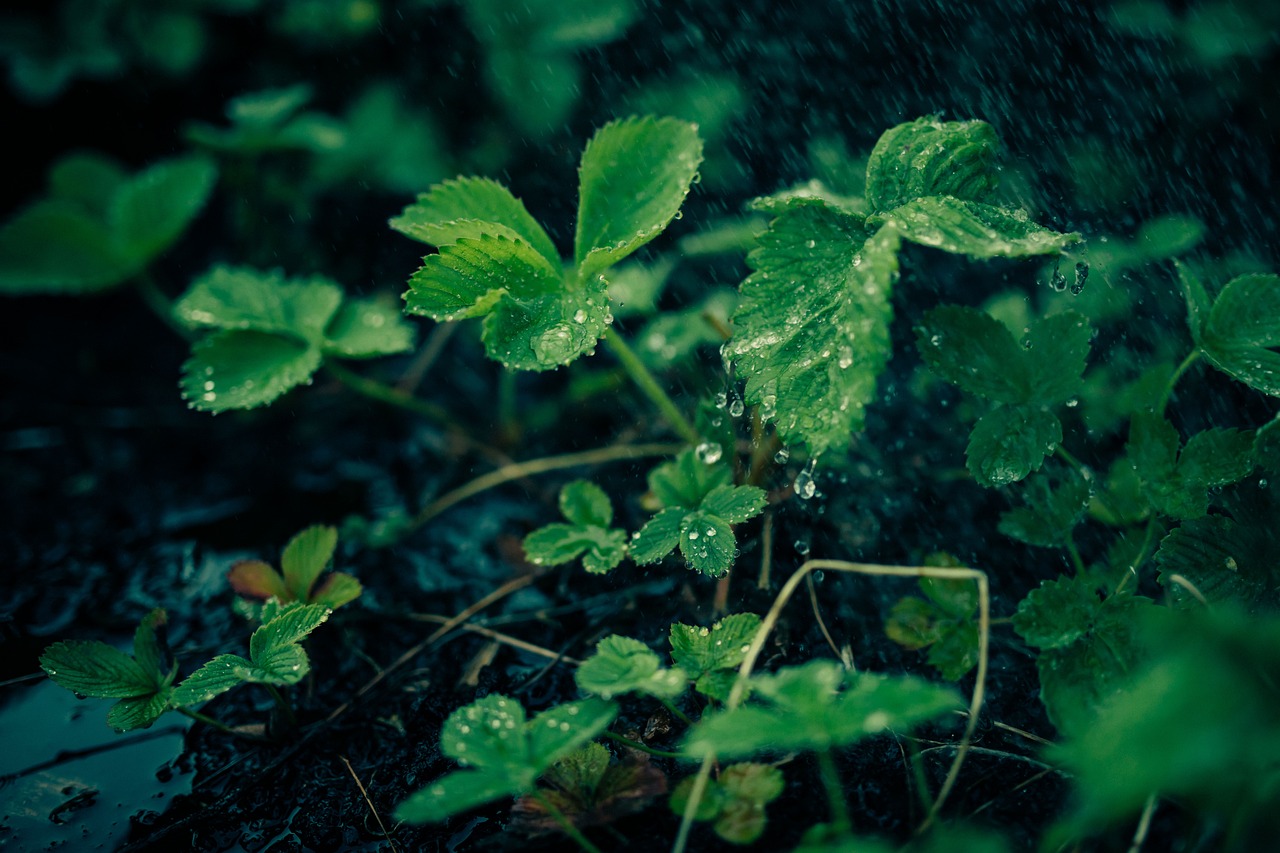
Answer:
[0,678,192,850]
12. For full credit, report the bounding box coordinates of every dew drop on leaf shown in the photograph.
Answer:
[695,442,723,464]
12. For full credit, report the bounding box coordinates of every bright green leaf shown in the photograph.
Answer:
[523,480,627,574]
[574,116,703,281]
[649,449,732,509]
[669,613,761,681]
[966,405,1062,488]
[246,643,311,684]
[180,330,321,412]
[864,117,1000,212]
[526,698,618,770]
[629,507,685,565]
[40,640,155,698]
[323,297,416,358]
[443,693,529,769]
[1176,260,1211,341]
[701,484,767,525]
[575,635,687,700]
[878,197,1081,258]
[280,525,338,601]
[310,573,363,610]
[724,200,898,455]
[389,177,558,265]
[1129,414,1254,518]
[249,603,330,661]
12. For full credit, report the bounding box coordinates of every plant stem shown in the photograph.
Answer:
[602,731,685,760]
[1158,350,1201,414]
[133,273,191,339]
[602,327,700,445]
[498,369,518,440]
[323,359,453,425]
[814,749,852,833]
[176,707,241,736]
[1065,536,1086,575]
[530,788,603,853]
[659,698,694,727]
[265,685,297,728]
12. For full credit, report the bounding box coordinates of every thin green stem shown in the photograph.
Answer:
[904,736,934,818]
[1157,350,1201,414]
[1115,518,1159,595]
[814,749,851,834]
[133,273,191,339]
[602,327,700,445]
[530,788,603,853]
[323,359,453,425]
[265,685,297,728]
[177,707,240,736]
[602,731,685,760]
[659,697,694,727]
[498,369,518,439]
[1065,536,1086,575]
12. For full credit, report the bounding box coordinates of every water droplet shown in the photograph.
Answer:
[695,441,723,465]
[714,392,728,409]
[794,539,810,555]
[774,447,790,464]
[805,239,816,249]
[572,309,587,323]
[794,458,818,500]
[705,527,717,537]
[728,395,745,418]
[1071,261,1089,295]
[688,530,700,540]
[1048,257,1067,292]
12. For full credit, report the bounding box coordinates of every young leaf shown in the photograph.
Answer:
[864,117,1000,213]
[918,306,1091,487]
[511,742,667,835]
[279,525,339,602]
[631,450,766,576]
[669,762,784,845]
[1194,273,1280,396]
[396,695,618,824]
[1127,413,1254,518]
[669,612,761,698]
[885,570,980,681]
[683,661,962,759]
[109,155,218,262]
[523,480,628,574]
[575,635,687,700]
[574,116,703,281]
[175,266,414,411]
[998,466,1093,547]
[723,199,898,455]
[171,654,253,707]
[390,177,558,265]
[1012,578,1153,737]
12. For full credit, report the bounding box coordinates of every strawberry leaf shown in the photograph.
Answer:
[575,635,687,701]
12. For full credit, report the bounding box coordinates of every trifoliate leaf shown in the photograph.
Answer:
[724,199,898,455]
[229,526,360,612]
[575,635,687,700]
[1197,273,1280,396]
[249,603,331,661]
[41,641,156,699]
[669,613,761,682]
[574,116,703,281]
[864,117,1000,212]
[390,177,558,265]
[323,297,417,358]
[966,405,1062,488]
[649,450,732,509]
[1013,579,1153,736]
[683,661,962,758]
[1154,487,1280,611]
[109,155,217,263]
[398,694,618,824]
[998,466,1093,547]
[669,762,784,845]
[876,197,1081,258]
[523,480,627,574]
[1128,413,1254,518]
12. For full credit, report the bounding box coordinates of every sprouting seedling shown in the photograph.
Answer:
[395,694,617,841]
[1177,263,1280,397]
[173,265,415,411]
[0,152,216,295]
[390,115,702,373]
[885,557,981,681]
[1126,411,1254,519]
[1011,578,1153,738]
[723,116,1081,457]
[915,305,1093,487]
[629,449,766,577]
[669,762,784,845]
[575,635,688,701]
[669,612,761,702]
[40,608,177,732]
[228,524,362,620]
[523,480,629,574]
[510,741,668,837]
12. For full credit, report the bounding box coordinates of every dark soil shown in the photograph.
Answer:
[2,1,1275,851]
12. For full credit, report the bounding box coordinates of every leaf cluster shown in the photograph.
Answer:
[228,524,362,619]
[885,567,980,681]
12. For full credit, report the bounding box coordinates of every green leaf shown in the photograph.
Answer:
[389,177,558,265]
[1255,414,1280,474]
[1176,260,1211,341]
[109,155,217,263]
[915,306,1031,403]
[322,297,416,358]
[249,603,331,662]
[443,693,530,769]
[523,480,627,574]
[560,480,612,527]
[1013,579,1153,736]
[228,560,290,601]
[886,577,980,681]
[1022,313,1093,404]
[669,613,761,681]
[683,661,961,758]
[927,623,981,682]
[181,330,321,412]
[105,692,172,732]
[864,117,1001,212]
[171,654,251,707]
[670,762,784,844]
[280,525,338,602]
[575,635,687,700]
[396,768,520,824]
[998,467,1093,547]
[724,200,899,455]
[879,197,1081,258]
[132,608,169,680]
[41,640,155,698]
[648,449,732,509]
[1199,273,1280,396]
[48,152,127,216]
[966,405,1062,488]
[246,643,311,684]
[174,266,343,339]
[526,698,618,769]
[701,484,768,525]
[574,116,703,281]
[0,201,134,293]
[310,573,363,610]
[628,507,685,565]
[1128,414,1254,518]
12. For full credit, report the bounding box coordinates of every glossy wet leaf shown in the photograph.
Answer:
[41,641,156,699]
[999,467,1093,547]
[877,197,1081,258]
[181,331,320,411]
[1196,273,1280,396]
[669,613,761,683]
[398,694,617,824]
[1128,413,1254,518]
[683,661,961,758]
[966,405,1062,488]
[390,177,558,264]
[864,117,1000,212]
[523,480,627,574]
[575,635,687,700]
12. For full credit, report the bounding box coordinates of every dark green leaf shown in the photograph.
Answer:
[724,200,899,454]
[649,450,732,509]
[1012,577,1101,650]
[1130,414,1254,519]
[396,767,520,824]
[669,613,761,679]
[916,306,1029,404]
[885,597,941,650]
[1200,273,1280,396]
[40,640,155,698]
[629,508,685,565]
[174,266,343,339]
[1022,312,1093,405]
[180,330,321,412]
[105,692,172,732]
[998,467,1093,547]
[864,117,1001,212]
[560,480,612,528]
[966,405,1062,488]
[110,155,217,263]
[574,116,703,281]
[0,201,134,293]
[927,622,981,682]
[1255,414,1280,474]
[1176,260,1211,342]
[322,297,416,358]
[879,197,1080,258]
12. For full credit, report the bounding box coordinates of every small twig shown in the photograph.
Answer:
[1166,573,1210,608]
[340,755,400,853]
[411,442,682,529]
[406,613,583,664]
[396,320,457,393]
[1128,794,1158,853]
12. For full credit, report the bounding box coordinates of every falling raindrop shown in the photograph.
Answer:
[1048,257,1067,292]
[794,458,818,500]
